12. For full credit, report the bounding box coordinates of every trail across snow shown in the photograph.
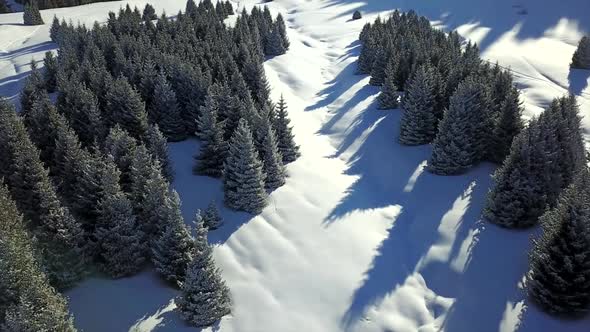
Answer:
[1,0,590,331]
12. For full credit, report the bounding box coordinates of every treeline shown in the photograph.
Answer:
[0,0,296,329]
[359,11,590,317]
[16,0,118,10]
[0,0,10,13]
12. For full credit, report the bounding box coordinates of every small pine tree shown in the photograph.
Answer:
[274,96,300,163]
[104,126,138,192]
[203,201,223,230]
[399,65,437,145]
[352,10,362,20]
[265,27,286,56]
[23,1,44,26]
[527,168,590,314]
[571,36,590,70]
[378,62,399,110]
[145,124,174,182]
[261,124,286,191]
[488,87,523,163]
[151,211,195,285]
[275,13,290,50]
[223,119,268,214]
[176,216,231,327]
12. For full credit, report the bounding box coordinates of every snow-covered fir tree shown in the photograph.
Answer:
[265,27,286,56]
[378,61,399,110]
[142,3,157,21]
[203,201,223,230]
[176,215,231,327]
[152,209,195,285]
[195,92,228,177]
[95,155,146,278]
[145,124,174,182]
[104,126,138,192]
[428,77,490,175]
[0,183,77,332]
[260,123,286,191]
[104,76,149,140]
[43,51,58,93]
[223,119,268,213]
[274,95,300,163]
[571,36,590,70]
[275,13,289,50]
[527,167,590,314]
[487,87,523,163]
[23,1,44,25]
[399,64,437,145]
[151,71,186,141]
[20,60,45,113]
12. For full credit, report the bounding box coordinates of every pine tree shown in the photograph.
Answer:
[275,13,289,50]
[261,124,286,191]
[105,76,149,140]
[571,36,590,70]
[0,184,76,332]
[21,91,55,165]
[428,77,490,175]
[145,124,174,182]
[20,60,45,113]
[194,93,228,177]
[0,99,86,289]
[95,156,146,278]
[243,58,271,108]
[43,51,58,93]
[176,216,231,327]
[265,27,286,56]
[23,1,44,26]
[483,121,549,228]
[274,96,300,163]
[527,168,590,314]
[0,0,10,13]
[378,61,399,110]
[488,87,523,163]
[223,119,268,213]
[152,212,194,285]
[104,126,138,192]
[399,65,437,145]
[203,201,223,230]
[142,3,157,21]
[151,71,186,141]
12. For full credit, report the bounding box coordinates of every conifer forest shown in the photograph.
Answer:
[0,1,589,331]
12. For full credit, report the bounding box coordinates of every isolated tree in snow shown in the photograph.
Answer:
[428,77,490,175]
[223,119,267,213]
[571,36,590,70]
[104,76,149,140]
[0,184,76,332]
[352,10,362,20]
[23,1,44,26]
[274,96,300,163]
[95,156,146,278]
[151,71,186,141]
[203,201,223,230]
[399,64,437,145]
[176,215,231,327]
[527,167,590,314]
[378,62,399,110]
[194,93,228,177]
[152,209,195,285]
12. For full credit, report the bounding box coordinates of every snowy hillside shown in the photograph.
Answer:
[1,0,590,331]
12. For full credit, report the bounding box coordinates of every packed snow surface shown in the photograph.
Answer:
[1,0,590,331]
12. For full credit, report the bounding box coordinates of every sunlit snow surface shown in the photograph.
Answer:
[1,0,590,331]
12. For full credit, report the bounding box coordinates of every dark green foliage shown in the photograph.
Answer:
[151,71,186,141]
[195,92,227,178]
[142,3,157,21]
[104,76,149,140]
[487,87,524,163]
[274,96,300,163]
[0,183,77,331]
[43,51,58,92]
[352,10,362,20]
[399,65,437,145]
[571,36,590,70]
[16,0,117,10]
[0,0,10,13]
[145,124,174,182]
[104,126,138,192]
[203,201,223,230]
[23,1,44,26]
[528,168,590,314]
[20,60,45,113]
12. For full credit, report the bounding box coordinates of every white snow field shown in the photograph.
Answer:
[1,0,590,331]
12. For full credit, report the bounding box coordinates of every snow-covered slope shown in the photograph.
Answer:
[1,0,589,331]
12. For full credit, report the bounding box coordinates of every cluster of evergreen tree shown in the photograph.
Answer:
[0,0,10,13]
[0,182,77,331]
[17,0,117,10]
[571,35,590,70]
[484,95,586,228]
[358,11,524,174]
[23,1,44,25]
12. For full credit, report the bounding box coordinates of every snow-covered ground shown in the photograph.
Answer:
[1,0,590,331]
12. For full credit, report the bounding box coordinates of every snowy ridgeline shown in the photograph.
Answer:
[1,0,590,331]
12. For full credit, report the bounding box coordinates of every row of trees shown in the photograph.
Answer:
[0,0,10,13]
[24,1,44,25]
[359,11,524,175]
[1,0,297,328]
[359,11,590,317]
[18,0,118,10]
